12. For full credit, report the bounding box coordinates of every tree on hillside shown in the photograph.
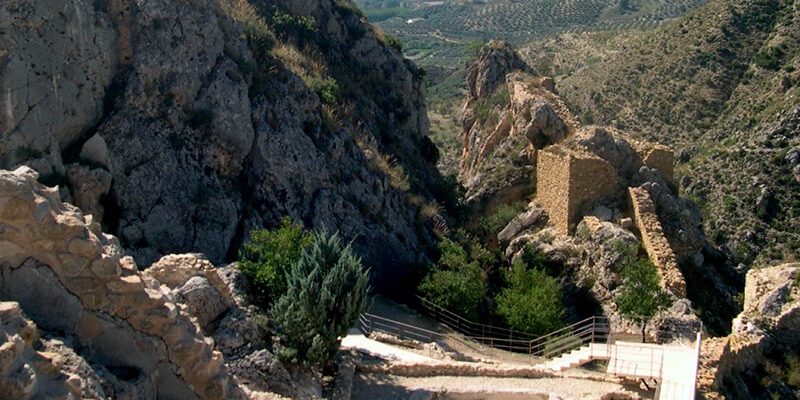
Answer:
[271,231,370,367]
[418,237,487,320]
[615,254,672,342]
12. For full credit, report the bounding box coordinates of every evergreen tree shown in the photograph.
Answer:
[270,231,370,367]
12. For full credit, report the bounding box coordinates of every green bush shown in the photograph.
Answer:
[238,218,313,309]
[306,77,340,106]
[418,238,487,320]
[271,231,370,367]
[476,200,526,240]
[267,7,317,39]
[496,260,565,335]
[753,45,785,71]
[384,33,404,52]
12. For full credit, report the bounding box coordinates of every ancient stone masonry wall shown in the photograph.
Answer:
[628,187,687,297]
[536,148,618,235]
[567,152,618,232]
[0,167,244,399]
[536,149,572,235]
[627,138,675,185]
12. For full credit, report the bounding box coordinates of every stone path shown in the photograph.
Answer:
[351,374,635,400]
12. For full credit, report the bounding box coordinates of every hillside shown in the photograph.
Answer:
[529,0,800,268]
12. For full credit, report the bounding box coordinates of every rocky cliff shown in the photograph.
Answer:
[0,0,443,289]
[458,41,576,214]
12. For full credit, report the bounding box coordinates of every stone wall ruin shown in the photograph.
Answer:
[628,187,687,297]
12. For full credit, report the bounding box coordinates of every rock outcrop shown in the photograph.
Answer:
[1,0,442,291]
[458,42,574,213]
[698,264,800,399]
[0,167,245,399]
[0,302,84,400]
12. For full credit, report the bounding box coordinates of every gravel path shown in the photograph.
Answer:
[351,373,639,400]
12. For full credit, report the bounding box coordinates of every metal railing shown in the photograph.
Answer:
[417,296,537,341]
[358,313,443,344]
[416,296,611,359]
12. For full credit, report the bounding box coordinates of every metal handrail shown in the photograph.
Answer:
[416,297,617,360]
[417,296,538,340]
[359,313,443,343]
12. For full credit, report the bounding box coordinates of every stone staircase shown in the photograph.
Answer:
[540,343,608,371]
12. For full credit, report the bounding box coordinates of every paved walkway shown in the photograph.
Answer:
[340,328,439,363]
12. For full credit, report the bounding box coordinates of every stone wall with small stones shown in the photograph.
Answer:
[536,149,572,235]
[536,147,618,235]
[567,152,619,231]
[628,187,687,297]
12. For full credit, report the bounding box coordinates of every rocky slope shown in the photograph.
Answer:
[0,0,444,290]
[698,263,800,399]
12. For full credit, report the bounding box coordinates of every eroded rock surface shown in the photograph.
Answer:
[458,42,573,213]
[0,166,244,399]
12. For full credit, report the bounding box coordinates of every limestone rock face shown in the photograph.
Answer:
[0,302,82,400]
[1,0,441,290]
[458,43,573,214]
[465,40,530,99]
[64,164,113,223]
[698,264,800,399]
[0,167,244,399]
[0,0,117,171]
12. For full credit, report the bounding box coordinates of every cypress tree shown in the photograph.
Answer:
[270,230,370,366]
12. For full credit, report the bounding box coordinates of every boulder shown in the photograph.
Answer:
[228,350,298,399]
[65,164,113,223]
[176,276,229,329]
[497,206,548,246]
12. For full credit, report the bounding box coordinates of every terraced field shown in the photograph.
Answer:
[355,0,709,66]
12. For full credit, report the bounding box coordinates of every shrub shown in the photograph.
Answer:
[238,218,313,309]
[267,6,317,40]
[753,45,785,71]
[384,33,404,52]
[271,231,370,367]
[418,238,486,320]
[476,200,526,240]
[496,260,565,335]
[616,254,672,340]
[306,77,339,106]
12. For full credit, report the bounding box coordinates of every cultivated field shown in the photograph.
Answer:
[355,0,709,66]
